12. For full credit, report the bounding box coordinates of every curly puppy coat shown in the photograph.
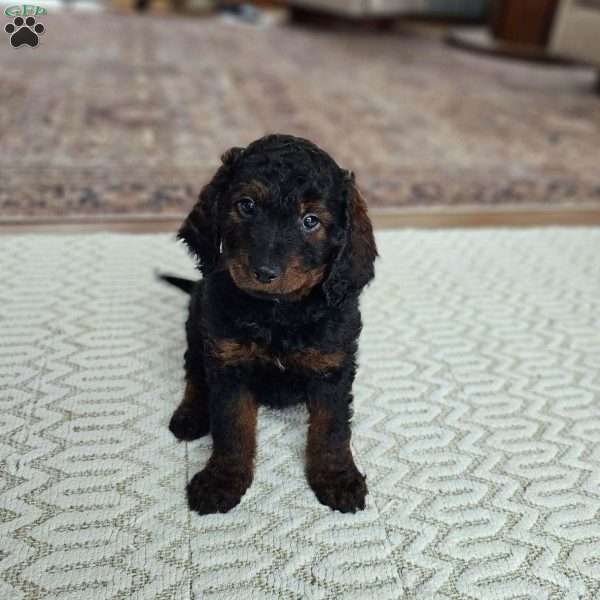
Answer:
[163,134,377,515]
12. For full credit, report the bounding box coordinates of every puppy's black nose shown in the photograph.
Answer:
[253,265,281,283]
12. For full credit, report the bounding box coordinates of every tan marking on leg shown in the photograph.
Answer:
[305,403,367,513]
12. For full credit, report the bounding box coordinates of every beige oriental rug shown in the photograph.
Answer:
[1,12,599,222]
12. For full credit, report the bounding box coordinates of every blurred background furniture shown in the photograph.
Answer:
[551,0,600,71]
[491,0,559,46]
[284,0,488,18]
[134,0,214,11]
[448,0,568,62]
[132,0,489,20]
[447,0,600,80]
[285,0,424,17]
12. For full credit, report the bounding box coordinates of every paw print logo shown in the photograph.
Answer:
[4,16,45,48]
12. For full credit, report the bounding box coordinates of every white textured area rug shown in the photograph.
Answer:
[1,229,600,600]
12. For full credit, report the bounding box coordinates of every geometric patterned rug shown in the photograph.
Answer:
[1,12,600,221]
[1,229,599,599]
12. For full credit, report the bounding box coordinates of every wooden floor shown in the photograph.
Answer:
[1,207,600,234]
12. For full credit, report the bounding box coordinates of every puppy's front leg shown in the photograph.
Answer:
[187,384,257,515]
[306,384,367,513]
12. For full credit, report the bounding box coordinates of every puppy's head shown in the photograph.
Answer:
[179,134,377,304]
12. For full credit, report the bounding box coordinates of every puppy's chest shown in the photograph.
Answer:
[208,325,344,374]
[205,291,348,373]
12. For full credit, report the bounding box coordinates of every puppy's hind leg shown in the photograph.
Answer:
[169,378,211,441]
[170,285,210,441]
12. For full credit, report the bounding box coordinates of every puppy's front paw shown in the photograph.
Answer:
[169,410,210,441]
[187,465,252,515]
[309,464,367,513]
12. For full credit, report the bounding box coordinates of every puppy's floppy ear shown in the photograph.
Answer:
[178,147,244,276]
[323,170,378,306]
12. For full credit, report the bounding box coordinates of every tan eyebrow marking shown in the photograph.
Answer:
[236,180,269,202]
[228,180,269,223]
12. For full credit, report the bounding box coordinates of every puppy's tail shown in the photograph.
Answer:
[156,273,197,294]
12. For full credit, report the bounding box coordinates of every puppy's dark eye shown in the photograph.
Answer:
[302,214,320,232]
[237,197,256,217]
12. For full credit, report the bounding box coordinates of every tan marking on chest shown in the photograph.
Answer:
[210,339,345,372]
[210,339,268,364]
[285,348,345,371]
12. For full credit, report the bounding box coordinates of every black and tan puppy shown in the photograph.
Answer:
[163,134,377,514]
